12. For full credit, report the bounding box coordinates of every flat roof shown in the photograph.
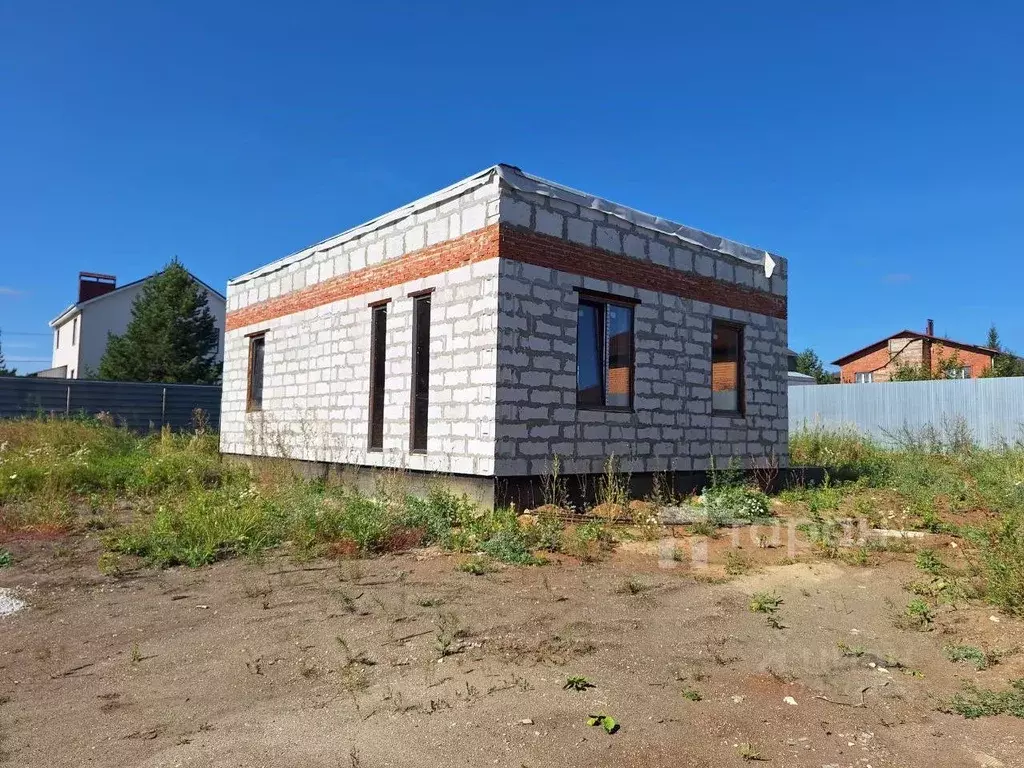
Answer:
[229,164,783,287]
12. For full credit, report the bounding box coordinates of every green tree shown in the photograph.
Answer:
[891,345,968,381]
[0,329,17,376]
[98,260,221,384]
[981,324,1024,378]
[794,348,838,384]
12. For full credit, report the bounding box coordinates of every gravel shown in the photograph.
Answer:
[0,588,26,617]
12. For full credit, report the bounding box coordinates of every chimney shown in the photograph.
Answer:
[78,272,117,303]
[926,318,934,336]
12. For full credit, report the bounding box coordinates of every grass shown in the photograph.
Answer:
[943,644,991,670]
[0,549,11,568]
[5,415,1024,628]
[945,679,1024,719]
[0,417,623,569]
[791,425,1024,616]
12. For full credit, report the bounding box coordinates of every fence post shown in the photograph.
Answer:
[161,387,167,428]
[66,385,70,416]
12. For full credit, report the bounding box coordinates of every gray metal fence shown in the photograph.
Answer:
[789,378,1024,447]
[0,378,221,432]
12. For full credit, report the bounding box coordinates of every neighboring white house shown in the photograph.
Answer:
[47,270,226,379]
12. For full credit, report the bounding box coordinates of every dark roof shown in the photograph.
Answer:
[50,267,225,327]
[831,330,1000,366]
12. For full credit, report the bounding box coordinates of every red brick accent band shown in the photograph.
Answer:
[226,226,502,331]
[500,226,787,320]
[226,222,785,331]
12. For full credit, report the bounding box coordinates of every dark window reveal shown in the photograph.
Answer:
[576,296,634,409]
[410,294,431,452]
[711,321,743,414]
[368,305,387,451]
[247,334,266,412]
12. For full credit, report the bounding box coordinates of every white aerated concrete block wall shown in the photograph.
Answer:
[493,187,789,476]
[220,179,503,475]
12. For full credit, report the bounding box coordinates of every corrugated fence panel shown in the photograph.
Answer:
[0,379,221,432]
[789,378,1024,447]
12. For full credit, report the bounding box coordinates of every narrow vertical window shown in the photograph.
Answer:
[576,301,604,407]
[576,292,634,409]
[56,326,60,349]
[410,293,431,452]
[72,317,78,345]
[368,304,387,451]
[247,333,266,412]
[605,304,633,408]
[711,321,743,414]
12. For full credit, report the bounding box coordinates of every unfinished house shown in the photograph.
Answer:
[220,165,789,505]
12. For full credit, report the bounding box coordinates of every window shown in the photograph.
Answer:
[247,334,266,411]
[576,293,635,409]
[55,326,60,349]
[72,317,78,345]
[410,292,431,452]
[712,321,743,414]
[854,372,874,384]
[368,303,388,451]
[952,366,971,379]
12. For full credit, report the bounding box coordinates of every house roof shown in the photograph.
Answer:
[49,268,226,328]
[831,330,1000,366]
[229,163,784,287]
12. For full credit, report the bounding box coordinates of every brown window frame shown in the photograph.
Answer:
[575,289,637,412]
[409,290,433,453]
[246,332,267,412]
[711,319,745,416]
[367,300,389,451]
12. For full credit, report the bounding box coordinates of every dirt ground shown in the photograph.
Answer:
[2,526,1023,768]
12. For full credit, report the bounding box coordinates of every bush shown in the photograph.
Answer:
[700,484,771,522]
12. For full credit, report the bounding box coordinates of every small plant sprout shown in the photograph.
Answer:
[457,556,493,576]
[617,577,654,596]
[0,548,12,568]
[586,714,619,734]
[737,743,766,761]
[905,598,935,629]
[749,591,785,629]
[435,611,463,658]
[837,642,866,657]
[915,549,945,575]
[749,592,783,614]
[681,688,702,701]
[563,675,595,692]
[130,643,142,664]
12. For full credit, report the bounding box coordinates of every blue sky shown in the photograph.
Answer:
[1,2,1021,372]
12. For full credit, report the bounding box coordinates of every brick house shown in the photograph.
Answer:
[832,321,997,383]
[220,165,789,505]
